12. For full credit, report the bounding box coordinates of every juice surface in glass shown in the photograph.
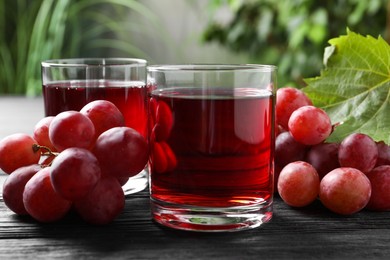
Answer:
[149,87,274,208]
[42,80,148,138]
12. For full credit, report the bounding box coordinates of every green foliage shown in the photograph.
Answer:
[304,30,390,144]
[202,0,388,87]
[0,0,157,96]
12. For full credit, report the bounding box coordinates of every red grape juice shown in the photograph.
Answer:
[149,87,274,208]
[42,80,148,137]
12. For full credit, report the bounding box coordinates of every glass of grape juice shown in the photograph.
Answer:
[41,58,149,195]
[147,64,276,232]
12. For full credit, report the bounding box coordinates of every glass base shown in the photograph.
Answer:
[122,169,148,196]
[151,198,273,232]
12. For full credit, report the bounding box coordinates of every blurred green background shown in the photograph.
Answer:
[0,0,388,96]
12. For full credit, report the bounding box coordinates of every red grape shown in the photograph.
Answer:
[150,141,177,174]
[305,142,340,179]
[273,164,283,193]
[338,133,378,173]
[2,164,42,215]
[276,87,313,129]
[33,116,56,152]
[50,148,101,201]
[151,100,173,142]
[74,176,125,225]
[319,167,371,215]
[0,133,41,174]
[275,123,286,137]
[277,161,320,207]
[159,142,177,172]
[93,127,148,178]
[80,100,125,140]
[151,142,168,174]
[275,131,308,167]
[49,111,95,152]
[117,176,130,186]
[375,141,390,166]
[288,105,332,145]
[23,167,72,222]
[365,165,390,211]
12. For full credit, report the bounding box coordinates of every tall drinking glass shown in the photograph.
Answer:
[148,64,276,232]
[41,58,148,195]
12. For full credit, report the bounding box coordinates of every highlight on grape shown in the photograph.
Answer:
[275,87,390,214]
[0,100,148,224]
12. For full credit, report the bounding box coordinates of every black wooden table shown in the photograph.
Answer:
[1,96,389,259]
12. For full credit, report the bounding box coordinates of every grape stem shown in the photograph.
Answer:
[332,121,343,133]
[32,144,59,166]
[32,144,58,156]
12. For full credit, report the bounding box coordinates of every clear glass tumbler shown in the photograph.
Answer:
[147,64,276,232]
[41,58,148,195]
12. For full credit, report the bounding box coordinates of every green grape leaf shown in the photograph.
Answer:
[303,29,390,144]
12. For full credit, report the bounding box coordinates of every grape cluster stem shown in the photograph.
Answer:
[32,144,59,166]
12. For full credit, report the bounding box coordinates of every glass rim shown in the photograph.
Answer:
[147,64,277,72]
[41,58,147,68]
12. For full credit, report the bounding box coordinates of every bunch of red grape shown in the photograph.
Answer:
[0,100,148,224]
[275,87,390,214]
